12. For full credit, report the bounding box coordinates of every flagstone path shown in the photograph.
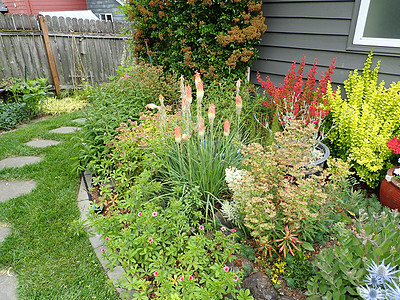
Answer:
[0,120,83,299]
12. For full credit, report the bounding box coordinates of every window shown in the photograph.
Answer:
[100,13,113,22]
[353,0,400,47]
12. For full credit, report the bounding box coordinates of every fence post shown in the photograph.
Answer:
[38,15,60,96]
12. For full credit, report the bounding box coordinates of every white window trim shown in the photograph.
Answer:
[353,0,400,48]
[100,13,113,22]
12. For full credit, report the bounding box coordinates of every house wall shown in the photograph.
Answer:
[2,0,87,15]
[251,0,400,88]
[87,0,125,22]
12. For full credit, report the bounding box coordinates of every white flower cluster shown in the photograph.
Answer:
[225,167,247,193]
[221,200,239,223]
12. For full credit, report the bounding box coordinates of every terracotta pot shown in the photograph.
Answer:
[379,167,400,210]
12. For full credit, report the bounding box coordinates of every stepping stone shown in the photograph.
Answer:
[0,226,11,243]
[50,127,80,134]
[25,139,60,148]
[0,180,37,203]
[0,270,17,300]
[0,156,42,171]
[72,118,86,123]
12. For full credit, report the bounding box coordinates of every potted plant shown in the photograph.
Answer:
[257,56,337,168]
[380,136,400,210]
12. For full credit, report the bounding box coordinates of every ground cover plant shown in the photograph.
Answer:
[0,112,119,299]
[0,77,52,122]
[123,0,267,82]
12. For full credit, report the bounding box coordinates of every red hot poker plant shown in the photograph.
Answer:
[257,56,336,128]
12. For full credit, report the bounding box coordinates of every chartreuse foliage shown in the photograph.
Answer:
[326,52,400,188]
[123,0,266,82]
[306,208,400,299]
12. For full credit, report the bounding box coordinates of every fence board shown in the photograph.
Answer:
[0,13,133,88]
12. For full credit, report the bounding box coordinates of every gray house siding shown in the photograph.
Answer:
[87,0,125,22]
[251,0,400,88]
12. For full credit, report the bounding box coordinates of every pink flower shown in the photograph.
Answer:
[148,237,153,243]
[186,86,192,104]
[101,248,105,252]
[153,271,158,276]
[152,211,158,217]
[233,276,238,282]
[175,126,182,144]
[199,225,204,230]
[223,119,230,137]
[221,227,226,232]
[236,94,242,116]
[198,117,205,138]
[231,228,237,233]
[179,276,184,281]
[189,275,194,280]
[152,152,156,156]
[208,104,215,125]
[224,266,229,272]
[145,103,159,110]
[138,211,142,217]
[105,237,109,241]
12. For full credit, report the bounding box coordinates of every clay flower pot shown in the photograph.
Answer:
[379,167,400,210]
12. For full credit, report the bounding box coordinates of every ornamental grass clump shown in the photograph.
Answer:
[223,120,353,257]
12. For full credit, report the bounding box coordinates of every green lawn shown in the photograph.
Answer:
[0,112,119,299]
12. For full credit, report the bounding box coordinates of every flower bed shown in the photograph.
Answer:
[78,61,400,299]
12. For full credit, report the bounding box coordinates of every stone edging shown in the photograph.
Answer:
[77,171,132,299]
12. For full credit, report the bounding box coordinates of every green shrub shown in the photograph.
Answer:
[306,208,400,299]
[123,0,267,82]
[1,77,51,118]
[326,52,400,188]
[0,102,27,130]
[78,63,179,172]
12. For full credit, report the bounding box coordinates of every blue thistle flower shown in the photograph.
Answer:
[367,259,399,286]
[387,281,400,300]
[359,285,385,300]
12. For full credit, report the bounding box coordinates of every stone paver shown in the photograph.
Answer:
[72,118,86,123]
[25,139,60,148]
[0,180,37,203]
[0,226,12,243]
[50,127,80,134]
[0,270,17,300]
[0,156,42,171]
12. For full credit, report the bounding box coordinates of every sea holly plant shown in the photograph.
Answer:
[359,260,400,299]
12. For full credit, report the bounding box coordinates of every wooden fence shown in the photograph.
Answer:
[0,13,133,94]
